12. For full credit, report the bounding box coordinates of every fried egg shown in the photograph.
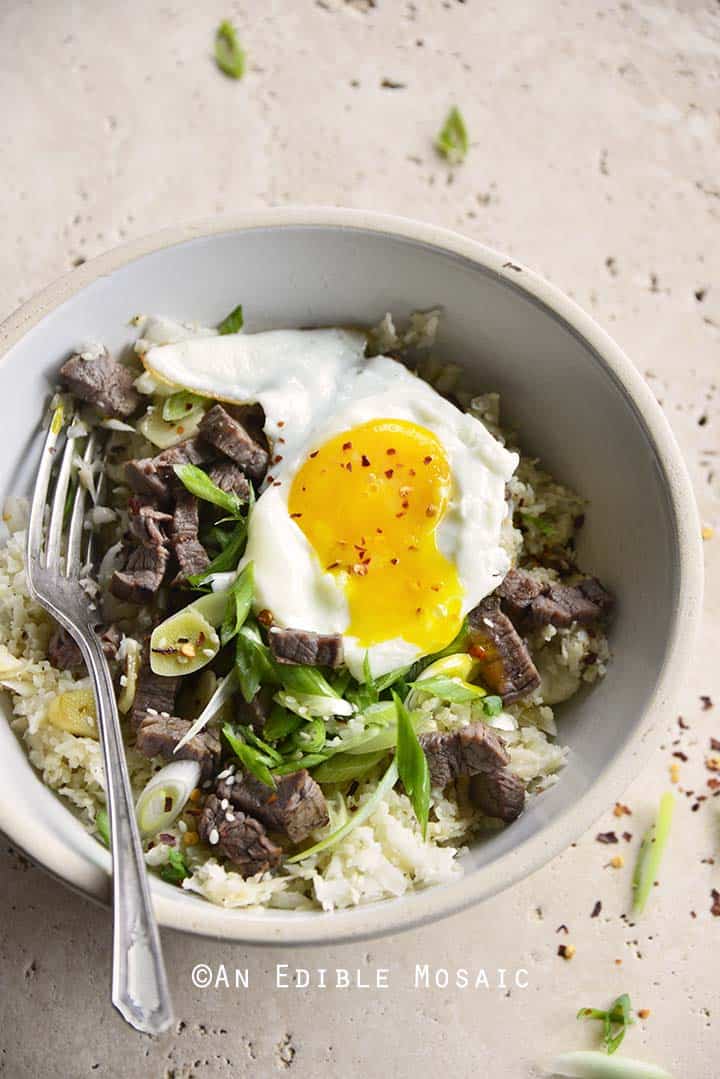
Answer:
[142,327,518,679]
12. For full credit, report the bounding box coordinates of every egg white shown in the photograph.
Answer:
[142,325,518,680]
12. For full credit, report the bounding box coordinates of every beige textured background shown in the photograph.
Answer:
[0,2,718,1077]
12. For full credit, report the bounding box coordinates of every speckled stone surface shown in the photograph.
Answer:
[0,3,718,1077]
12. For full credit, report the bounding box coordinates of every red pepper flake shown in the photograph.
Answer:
[557,944,575,960]
[266,475,274,484]
[415,607,422,615]
[701,695,714,711]
[426,504,438,518]
[622,831,633,842]
[309,450,319,458]
[267,793,278,805]
[708,778,720,790]
[386,447,396,455]
[408,468,416,477]
[613,802,632,817]
[177,425,185,435]
[556,923,569,935]
[385,469,394,479]
[395,511,406,518]
[257,609,274,627]
[711,889,720,917]
[469,643,487,660]
[376,527,383,535]
[346,462,353,472]
[342,441,352,451]
[596,831,618,844]
[590,900,602,918]
[673,750,689,762]
[290,512,303,519]
[277,436,285,444]
[164,796,173,813]
[390,558,398,566]
[273,455,283,464]
[711,737,720,752]
[678,716,689,729]
[277,420,285,428]
[274,481,282,487]
[361,454,371,467]
[423,455,433,464]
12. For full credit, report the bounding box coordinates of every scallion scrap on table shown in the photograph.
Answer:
[632,791,674,915]
[435,106,469,164]
[214,21,245,80]
[577,993,634,1055]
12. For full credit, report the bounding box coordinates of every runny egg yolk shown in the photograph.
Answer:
[288,419,464,655]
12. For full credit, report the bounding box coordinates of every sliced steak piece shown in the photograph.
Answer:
[135,714,221,780]
[127,502,172,547]
[268,627,344,668]
[207,460,251,502]
[125,437,212,501]
[198,404,269,485]
[237,686,274,734]
[131,642,180,731]
[469,768,525,823]
[48,624,121,671]
[467,597,541,704]
[497,568,614,631]
[418,721,510,789]
[218,769,329,844]
[170,491,209,583]
[199,794,282,877]
[111,543,168,603]
[59,348,140,418]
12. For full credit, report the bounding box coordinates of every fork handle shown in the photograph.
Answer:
[82,632,173,1035]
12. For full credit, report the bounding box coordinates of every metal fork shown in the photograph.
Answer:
[26,404,173,1035]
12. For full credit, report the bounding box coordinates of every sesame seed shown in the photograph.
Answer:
[225,811,235,822]
[208,827,219,846]
[217,768,231,780]
[178,820,188,834]
[220,798,229,810]
[146,707,158,716]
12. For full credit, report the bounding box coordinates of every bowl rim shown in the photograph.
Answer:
[0,206,704,946]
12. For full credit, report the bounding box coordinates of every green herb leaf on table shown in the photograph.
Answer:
[159,848,191,885]
[393,691,430,838]
[162,390,206,423]
[214,21,245,81]
[220,562,254,645]
[222,723,276,788]
[218,303,245,334]
[632,791,674,915]
[435,106,469,164]
[578,993,634,1055]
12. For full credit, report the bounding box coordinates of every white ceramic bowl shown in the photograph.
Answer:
[0,208,703,945]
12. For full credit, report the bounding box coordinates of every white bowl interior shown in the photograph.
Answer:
[0,221,688,942]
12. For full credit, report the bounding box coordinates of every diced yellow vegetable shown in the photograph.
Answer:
[47,688,98,738]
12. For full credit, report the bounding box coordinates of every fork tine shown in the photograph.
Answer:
[27,405,65,578]
[45,427,77,571]
[66,431,97,577]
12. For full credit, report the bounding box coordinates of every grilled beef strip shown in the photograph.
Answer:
[125,437,213,502]
[467,596,541,704]
[48,624,121,671]
[198,794,282,877]
[469,769,526,823]
[170,489,210,583]
[59,348,140,419]
[207,460,251,501]
[418,721,510,789]
[111,499,171,603]
[236,686,274,733]
[198,404,270,485]
[217,769,329,844]
[130,641,180,731]
[135,714,221,780]
[497,567,614,631]
[268,627,344,668]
